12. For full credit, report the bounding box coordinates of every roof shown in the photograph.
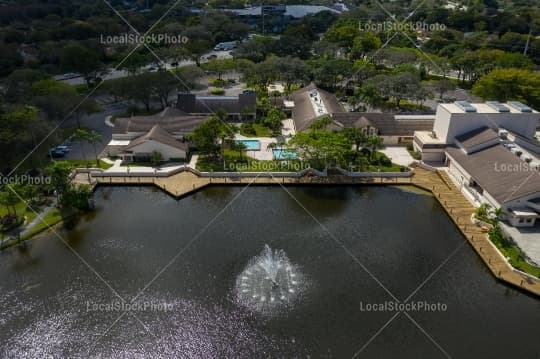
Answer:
[113,108,208,135]
[228,5,341,18]
[439,102,538,114]
[176,93,256,114]
[455,127,499,152]
[291,83,344,131]
[446,144,540,204]
[331,112,434,136]
[122,125,189,152]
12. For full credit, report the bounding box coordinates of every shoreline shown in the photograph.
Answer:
[6,167,540,298]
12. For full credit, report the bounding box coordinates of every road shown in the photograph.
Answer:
[60,102,129,161]
[56,50,234,86]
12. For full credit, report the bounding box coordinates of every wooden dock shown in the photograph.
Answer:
[85,168,540,297]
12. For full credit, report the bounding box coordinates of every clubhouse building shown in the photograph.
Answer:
[414,101,540,227]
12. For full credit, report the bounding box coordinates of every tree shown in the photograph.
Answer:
[60,42,104,87]
[45,161,73,202]
[87,130,102,167]
[433,79,456,100]
[150,151,162,167]
[73,129,90,167]
[472,69,540,109]
[274,57,310,93]
[351,32,382,60]
[263,107,286,135]
[233,141,247,162]
[205,58,234,80]
[342,127,367,159]
[288,130,352,169]
[0,185,20,217]
[367,135,384,161]
[191,116,235,160]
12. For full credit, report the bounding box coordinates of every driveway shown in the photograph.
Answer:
[61,102,129,161]
[500,222,540,266]
[380,146,415,166]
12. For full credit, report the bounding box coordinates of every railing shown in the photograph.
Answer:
[90,165,414,179]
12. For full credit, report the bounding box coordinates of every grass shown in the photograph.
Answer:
[0,206,64,250]
[196,149,404,173]
[0,202,39,232]
[59,159,113,170]
[489,226,540,278]
[197,149,308,172]
[240,123,273,137]
[20,208,63,241]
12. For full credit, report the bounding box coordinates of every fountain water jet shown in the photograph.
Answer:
[235,245,305,315]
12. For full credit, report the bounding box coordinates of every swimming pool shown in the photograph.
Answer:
[273,149,298,160]
[235,140,260,151]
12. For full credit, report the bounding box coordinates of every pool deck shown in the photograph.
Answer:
[82,167,540,298]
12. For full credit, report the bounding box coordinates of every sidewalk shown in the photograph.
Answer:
[20,201,57,237]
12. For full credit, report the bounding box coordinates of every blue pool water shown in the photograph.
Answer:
[273,149,298,160]
[236,140,260,151]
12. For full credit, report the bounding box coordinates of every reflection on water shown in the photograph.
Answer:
[0,186,539,358]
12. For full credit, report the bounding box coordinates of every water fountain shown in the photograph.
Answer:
[235,245,305,315]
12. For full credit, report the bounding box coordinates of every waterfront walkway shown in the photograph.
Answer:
[413,168,540,297]
[86,167,540,297]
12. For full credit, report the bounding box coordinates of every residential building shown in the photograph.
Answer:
[118,125,189,162]
[288,83,435,143]
[176,91,256,121]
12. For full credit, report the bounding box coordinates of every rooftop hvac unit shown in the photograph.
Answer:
[486,101,510,113]
[455,101,477,112]
[507,101,532,113]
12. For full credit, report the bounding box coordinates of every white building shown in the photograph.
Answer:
[414,101,540,227]
[118,125,189,162]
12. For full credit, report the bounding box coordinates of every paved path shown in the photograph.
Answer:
[413,168,540,297]
[20,201,56,237]
[380,146,415,166]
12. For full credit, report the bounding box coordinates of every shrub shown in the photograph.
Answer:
[210,87,225,95]
[379,154,392,167]
[241,123,256,135]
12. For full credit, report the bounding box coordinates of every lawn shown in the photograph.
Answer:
[240,123,273,137]
[489,227,540,278]
[196,150,307,172]
[59,159,113,169]
[20,207,63,241]
[0,201,39,231]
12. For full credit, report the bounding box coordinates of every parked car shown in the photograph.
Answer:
[49,147,66,158]
[62,72,81,79]
[56,145,70,153]
[214,41,237,51]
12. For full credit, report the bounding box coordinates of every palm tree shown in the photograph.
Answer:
[343,127,367,159]
[0,185,19,218]
[235,142,247,162]
[150,150,162,167]
[367,135,384,161]
[73,128,90,168]
[86,130,102,167]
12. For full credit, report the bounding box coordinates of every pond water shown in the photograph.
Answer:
[0,186,538,358]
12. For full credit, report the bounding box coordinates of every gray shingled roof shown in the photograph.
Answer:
[113,108,208,135]
[122,125,189,152]
[446,145,540,204]
[455,127,499,151]
[291,83,345,131]
[331,112,434,136]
